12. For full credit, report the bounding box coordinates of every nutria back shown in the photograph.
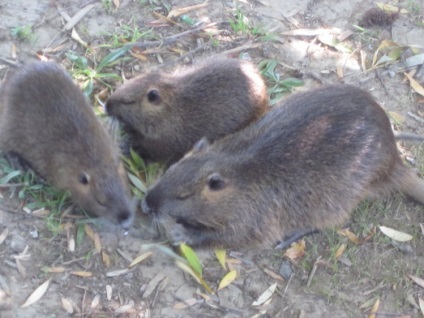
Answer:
[141,84,424,248]
[0,62,134,227]
[105,58,269,165]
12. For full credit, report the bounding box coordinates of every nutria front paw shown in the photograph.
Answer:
[168,224,193,246]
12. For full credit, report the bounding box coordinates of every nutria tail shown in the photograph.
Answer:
[400,171,424,205]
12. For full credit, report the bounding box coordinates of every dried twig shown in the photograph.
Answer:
[124,22,223,49]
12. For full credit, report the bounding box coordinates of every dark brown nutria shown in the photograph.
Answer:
[105,58,269,165]
[141,84,424,249]
[0,62,134,228]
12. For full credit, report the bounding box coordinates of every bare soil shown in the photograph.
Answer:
[1,0,424,317]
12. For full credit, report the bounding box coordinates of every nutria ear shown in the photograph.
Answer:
[207,173,226,191]
[147,89,161,104]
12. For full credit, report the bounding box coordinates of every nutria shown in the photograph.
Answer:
[105,58,268,165]
[141,84,424,249]
[0,62,134,228]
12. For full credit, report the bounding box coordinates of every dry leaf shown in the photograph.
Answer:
[419,298,424,317]
[0,227,9,245]
[334,244,347,260]
[16,259,26,278]
[46,267,66,273]
[129,252,153,268]
[21,278,51,307]
[71,28,88,48]
[408,274,424,288]
[337,228,360,244]
[284,239,306,260]
[113,0,120,8]
[173,298,198,309]
[214,249,227,270]
[129,50,148,61]
[336,64,343,79]
[376,2,408,14]
[263,267,285,281]
[106,269,129,277]
[379,226,413,241]
[106,285,112,301]
[68,236,75,252]
[70,271,93,277]
[420,223,424,235]
[115,300,135,314]
[102,250,111,267]
[85,224,94,240]
[404,72,424,97]
[93,232,101,253]
[252,282,277,306]
[368,298,380,318]
[388,111,406,124]
[61,297,74,314]
[217,270,237,290]
[63,4,95,30]
[175,260,213,294]
[167,2,209,18]
[91,294,100,309]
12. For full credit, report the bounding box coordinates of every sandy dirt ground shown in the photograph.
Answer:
[1,0,424,317]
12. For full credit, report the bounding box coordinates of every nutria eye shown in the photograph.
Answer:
[208,173,226,191]
[79,172,90,185]
[147,89,160,103]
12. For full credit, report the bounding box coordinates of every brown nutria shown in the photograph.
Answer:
[141,84,424,249]
[105,58,269,165]
[0,61,134,228]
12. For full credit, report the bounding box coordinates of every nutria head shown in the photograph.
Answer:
[141,138,274,248]
[0,61,135,228]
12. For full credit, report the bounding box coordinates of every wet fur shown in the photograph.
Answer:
[0,62,134,227]
[142,85,424,249]
[105,58,269,165]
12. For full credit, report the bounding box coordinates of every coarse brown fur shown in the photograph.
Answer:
[0,62,134,227]
[141,85,424,249]
[105,58,269,165]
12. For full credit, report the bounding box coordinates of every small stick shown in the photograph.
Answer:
[124,22,222,49]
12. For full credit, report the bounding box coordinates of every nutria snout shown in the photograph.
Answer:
[0,61,135,227]
[105,57,269,165]
[141,84,424,249]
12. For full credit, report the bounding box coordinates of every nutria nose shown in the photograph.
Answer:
[117,209,133,229]
[141,190,159,215]
[104,98,115,115]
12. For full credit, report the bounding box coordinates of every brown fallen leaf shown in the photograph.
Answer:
[102,250,111,267]
[129,50,148,61]
[113,0,120,9]
[21,278,51,307]
[173,298,198,309]
[93,232,101,253]
[284,239,306,260]
[167,2,209,18]
[84,224,94,240]
[91,294,100,309]
[262,267,285,281]
[45,267,66,273]
[404,72,424,97]
[0,227,9,245]
[70,271,93,278]
[408,274,424,289]
[337,228,360,244]
[419,298,424,317]
[16,259,26,278]
[376,2,408,14]
[61,297,74,314]
[334,243,347,260]
[106,269,129,277]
